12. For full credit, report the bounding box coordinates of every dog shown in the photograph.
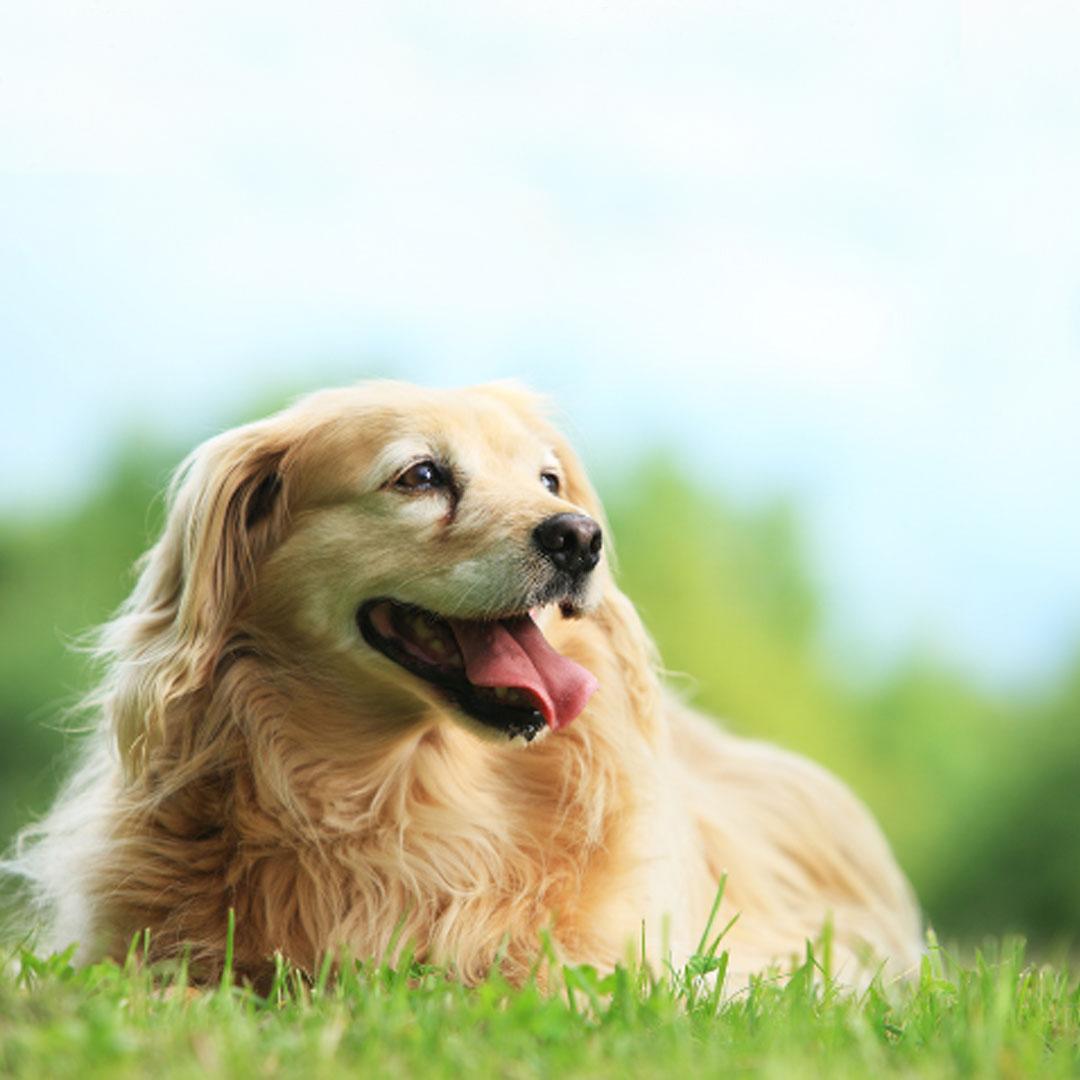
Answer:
[12,380,923,989]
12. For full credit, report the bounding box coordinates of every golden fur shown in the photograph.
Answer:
[11,381,923,988]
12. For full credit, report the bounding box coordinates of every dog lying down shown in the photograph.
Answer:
[15,381,923,989]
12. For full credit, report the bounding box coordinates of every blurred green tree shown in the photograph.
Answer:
[602,455,1078,945]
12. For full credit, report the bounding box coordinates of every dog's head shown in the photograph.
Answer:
[115,381,611,758]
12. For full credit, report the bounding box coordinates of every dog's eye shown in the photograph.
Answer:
[540,472,561,495]
[395,460,448,492]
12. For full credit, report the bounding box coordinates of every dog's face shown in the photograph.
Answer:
[217,381,607,744]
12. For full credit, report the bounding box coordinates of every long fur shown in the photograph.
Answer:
[8,381,923,988]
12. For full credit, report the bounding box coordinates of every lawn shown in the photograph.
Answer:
[2,932,1077,1080]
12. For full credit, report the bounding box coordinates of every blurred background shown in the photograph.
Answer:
[3,0,1079,949]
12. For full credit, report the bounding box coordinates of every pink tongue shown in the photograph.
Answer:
[448,615,598,731]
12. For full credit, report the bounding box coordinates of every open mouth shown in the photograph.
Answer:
[357,599,599,741]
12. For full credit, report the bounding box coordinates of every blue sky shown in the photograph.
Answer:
[2,0,1079,689]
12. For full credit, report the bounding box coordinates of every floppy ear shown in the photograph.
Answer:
[173,427,292,638]
[100,421,294,770]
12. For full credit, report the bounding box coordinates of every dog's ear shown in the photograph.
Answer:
[175,428,291,636]
[102,421,294,768]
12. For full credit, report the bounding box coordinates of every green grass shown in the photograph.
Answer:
[2,932,1077,1080]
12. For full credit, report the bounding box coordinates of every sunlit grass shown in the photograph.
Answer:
[2,927,1077,1080]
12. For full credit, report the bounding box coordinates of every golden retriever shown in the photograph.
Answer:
[13,381,922,989]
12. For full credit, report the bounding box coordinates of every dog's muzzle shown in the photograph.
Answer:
[358,600,599,740]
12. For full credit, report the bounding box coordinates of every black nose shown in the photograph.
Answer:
[533,513,603,575]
